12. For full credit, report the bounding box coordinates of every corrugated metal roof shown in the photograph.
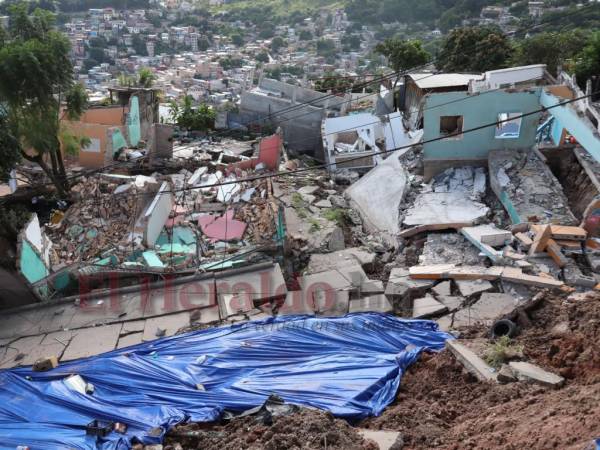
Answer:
[408,73,483,89]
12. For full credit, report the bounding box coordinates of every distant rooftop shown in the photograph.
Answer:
[408,72,484,89]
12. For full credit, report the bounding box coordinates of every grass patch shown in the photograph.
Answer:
[309,218,321,233]
[291,193,309,219]
[323,208,347,227]
[483,336,524,369]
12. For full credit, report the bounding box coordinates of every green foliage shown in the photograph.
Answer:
[484,336,524,369]
[169,96,216,132]
[131,33,148,56]
[512,30,588,76]
[64,83,88,121]
[231,33,244,46]
[375,38,430,74]
[323,208,347,227]
[314,73,353,93]
[575,31,600,91]
[220,57,244,71]
[299,30,313,41]
[316,38,336,58]
[341,33,361,52]
[256,51,269,63]
[265,65,304,81]
[0,3,85,196]
[437,26,513,72]
[271,36,285,53]
[137,67,155,88]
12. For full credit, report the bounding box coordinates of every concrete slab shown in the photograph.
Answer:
[360,279,385,295]
[357,429,402,450]
[315,199,332,208]
[455,279,493,297]
[446,340,497,382]
[142,311,191,342]
[509,361,565,387]
[218,293,254,318]
[314,290,349,316]
[298,185,320,195]
[277,291,315,316]
[437,295,464,312]
[412,295,448,318]
[432,280,452,296]
[117,332,143,349]
[0,335,45,369]
[61,324,122,361]
[345,151,409,235]
[452,293,516,327]
[121,320,146,334]
[436,315,453,332]
[460,225,506,262]
[216,263,287,303]
[299,269,352,292]
[191,305,221,324]
[337,264,368,288]
[403,192,489,227]
[349,294,393,313]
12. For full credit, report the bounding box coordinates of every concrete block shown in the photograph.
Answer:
[432,280,452,296]
[452,293,516,327]
[314,290,349,316]
[509,361,565,387]
[142,311,191,342]
[357,429,402,450]
[117,332,143,349]
[277,291,315,316]
[61,324,122,361]
[446,340,497,382]
[349,294,393,313]
[455,279,493,297]
[360,279,384,295]
[437,295,464,312]
[412,295,448,318]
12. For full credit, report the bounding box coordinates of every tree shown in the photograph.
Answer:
[231,33,243,47]
[271,36,285,53]
[342,33,361,51]
[316,38,336,58]
[137,67,155,88]
[437,26,513,72]
[375,38,430,86]
[256,51,269,63]
[513,31,588,76]
[299,30,312,41]
[575,31,600,94]
[169,96,215,132]
[0,4,88,197]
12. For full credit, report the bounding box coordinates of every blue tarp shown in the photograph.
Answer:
[0,313,452,449]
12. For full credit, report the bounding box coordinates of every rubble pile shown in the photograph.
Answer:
[47,177,145,265]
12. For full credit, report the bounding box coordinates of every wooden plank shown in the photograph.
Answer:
[555,239,582,250]
[514,232,533,250]
[587,239,600,250]
[408,264,455,279]
[398,223,471,239]
[550,226,586,241]
[501,267,563,288]
[529,224,552,255]
[546,239,568,268]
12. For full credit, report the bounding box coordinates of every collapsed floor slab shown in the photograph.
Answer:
[489,148,577,225]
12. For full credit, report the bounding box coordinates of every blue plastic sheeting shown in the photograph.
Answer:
[0,313,452,450]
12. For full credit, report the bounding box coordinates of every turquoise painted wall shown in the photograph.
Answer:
[551,116,564,145]
[20,240,49,283]
[541,90,600,163]
[127,95,141,147]
[423,89,542,161]
[111,129,128,155]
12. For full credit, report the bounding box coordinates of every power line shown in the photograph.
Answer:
[5,3,597,196]
[78,90,598,201]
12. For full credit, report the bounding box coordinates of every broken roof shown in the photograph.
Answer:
[408,73,484,90]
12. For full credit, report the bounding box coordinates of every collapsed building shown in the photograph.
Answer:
[3,63,600,449]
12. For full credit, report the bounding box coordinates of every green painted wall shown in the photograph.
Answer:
[20,240,49,284]
[423,89,542,161]
[127,95,141,147]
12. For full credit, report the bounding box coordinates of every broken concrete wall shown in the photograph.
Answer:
[148,123,174,161]
[143,182,174,247]
[422,89,542,179]
[17,213,53,298]
[345,151,409,236]
[541,81,600,164]
[489,148,577,224]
